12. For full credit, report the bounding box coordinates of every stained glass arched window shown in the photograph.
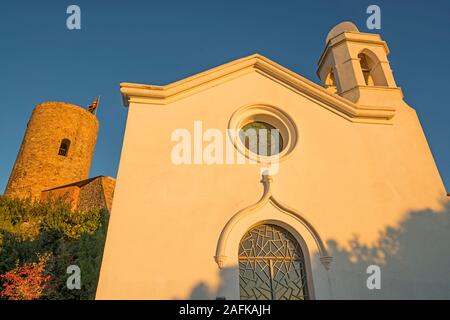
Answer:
[239,224,310,300]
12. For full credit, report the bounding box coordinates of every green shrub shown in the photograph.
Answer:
[0,195,109,300]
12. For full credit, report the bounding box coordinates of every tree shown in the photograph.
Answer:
[0,195,109,299]
[0,254,51,300]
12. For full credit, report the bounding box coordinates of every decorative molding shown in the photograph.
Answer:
[319,256,334,271]
[214,255,227,269]
[339,85,403,101]
[120,54,395,124]
[214,174,333,270]
[227,104,298,163]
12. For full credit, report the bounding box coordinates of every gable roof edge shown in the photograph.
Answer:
[120,54,395,124]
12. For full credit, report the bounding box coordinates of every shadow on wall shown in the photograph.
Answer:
[316,201,450,299]
[189,267,236,300]
[188,201,450,300]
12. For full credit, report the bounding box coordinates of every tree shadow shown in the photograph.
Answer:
[187,202,450,300]
[319,201,450,299]
[188,267,237,300]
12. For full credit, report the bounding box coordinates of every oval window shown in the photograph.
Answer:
[228,104,298,163]
[239,121,283,156]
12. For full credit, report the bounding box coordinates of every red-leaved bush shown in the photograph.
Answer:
[0,254,51,300]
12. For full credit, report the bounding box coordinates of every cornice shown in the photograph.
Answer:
[120,53,395,124]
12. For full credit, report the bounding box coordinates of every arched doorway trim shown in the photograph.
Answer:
[214,174,333,270]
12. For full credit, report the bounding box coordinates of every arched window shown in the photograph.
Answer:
[324,68,337,93]
[58,139,71,156]
[358,53,374,85]
[238,224,309,300]
[358,52,388,86]
[325,68,335,86]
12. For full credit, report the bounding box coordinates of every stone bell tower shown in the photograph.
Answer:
[4,101,99,199]
[317,21,403,109]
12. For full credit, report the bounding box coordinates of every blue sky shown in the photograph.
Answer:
[1,0,449,192]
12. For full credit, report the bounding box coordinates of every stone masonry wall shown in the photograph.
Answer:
[4,102,99,199]
[77,176,116,213]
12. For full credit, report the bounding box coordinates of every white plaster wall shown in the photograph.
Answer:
[96,71,448,299]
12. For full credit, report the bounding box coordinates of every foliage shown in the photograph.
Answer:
[0,196,101,242]
[0,195,109,300]
[0,253,52,300]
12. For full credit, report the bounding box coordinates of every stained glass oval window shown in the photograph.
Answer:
[239,121,283,156]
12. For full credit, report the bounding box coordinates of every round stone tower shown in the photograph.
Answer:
[4,101,99,199]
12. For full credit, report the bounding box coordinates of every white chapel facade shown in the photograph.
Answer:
[96,22,449,299]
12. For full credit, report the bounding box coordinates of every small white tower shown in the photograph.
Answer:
[317,22,403,108]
